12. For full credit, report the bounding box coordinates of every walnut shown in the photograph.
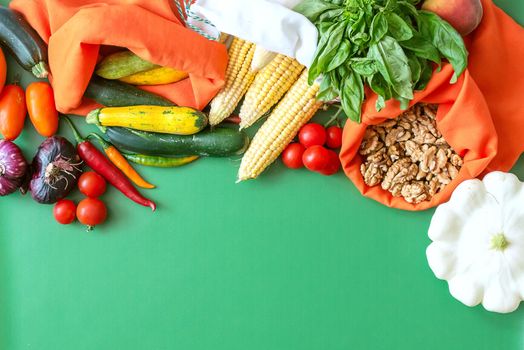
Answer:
[387,144,404,162]
[420,146,438,173]
[382,158,416,191]
[385,127,411,146]
[361,162,384,186]
[358,103,464,204]
[360,129,383,155]
[401,182,428,204]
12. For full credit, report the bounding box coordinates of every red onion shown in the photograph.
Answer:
[30,136,82,204]
[0,140,28,196]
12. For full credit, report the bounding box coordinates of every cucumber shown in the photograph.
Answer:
[95,51,158,80]
[105,126,250,157]
[0,7,49,78]
[85,76,174,107]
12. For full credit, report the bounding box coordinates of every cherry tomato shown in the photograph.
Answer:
[302,145,330,172]
[326,126,343,149]
[282,143,306,169]
[0,85,27,141]
[320,150,341,176]
[78,171,107,198]
[53,199,77,225]
[299,123,326,148]
[76,198,107,231]
[26,82,58,137]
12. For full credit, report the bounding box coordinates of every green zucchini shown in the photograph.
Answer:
[84,76,174,107]
[105,126,250,157]
[0,7,49,78]
[95,50,159,80]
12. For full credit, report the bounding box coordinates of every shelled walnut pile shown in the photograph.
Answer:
[359,104,463,204]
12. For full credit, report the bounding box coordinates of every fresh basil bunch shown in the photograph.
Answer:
[295,0,468,122]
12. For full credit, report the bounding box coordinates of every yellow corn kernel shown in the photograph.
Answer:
[237,70,322,181]
[209,37,256,126]
[239,54,304,130]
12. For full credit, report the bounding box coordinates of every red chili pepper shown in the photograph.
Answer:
[64,116,156,211]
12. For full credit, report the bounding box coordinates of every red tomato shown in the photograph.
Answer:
[282,143,306,169]
[320,150,341,176]
[53,199,77,225]
[299,123,326,148]
[302,145,330,172]
[78,171,107,198]
[0,85,27,141]
[76,198,107,230]
[326,126,343,149]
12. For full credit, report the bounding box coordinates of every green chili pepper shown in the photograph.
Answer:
[121,153,199,168]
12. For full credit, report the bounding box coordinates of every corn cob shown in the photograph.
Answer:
[251,46,278,72]
[239,54,304,130]
[209,37,256,126]
[238,70,322,182]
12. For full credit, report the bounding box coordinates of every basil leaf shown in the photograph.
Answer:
[368,36,413,100]
[350,57,377,77]
[400,33,441,64]
[397,1,419,19]
[367,73,392,102]
[319,8,345,22]
[293,0,340,22]
[308,22,339,83]
[316,21,347,73]
[317,74,339,101]
[418,11,468,83]
[326,39,351,72]
[415,58,433,90]
[371,12,388,43]
[341,69,365,122]
[385,12,413,41]
[376,95,386,112]
[407,53,421,85]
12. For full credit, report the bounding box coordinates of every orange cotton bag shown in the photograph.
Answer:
[339,64,498,211]
[465,0,524,172]
[9,0,228,114]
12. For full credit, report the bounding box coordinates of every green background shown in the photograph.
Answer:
[1,1,523,349]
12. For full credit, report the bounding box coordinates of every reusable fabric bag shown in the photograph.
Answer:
[340,65,498,211]
[9,0,228,114]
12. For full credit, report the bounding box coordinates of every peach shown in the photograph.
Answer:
[422,0,483,36]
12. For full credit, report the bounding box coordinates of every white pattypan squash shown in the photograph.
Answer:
[427,171,524,313]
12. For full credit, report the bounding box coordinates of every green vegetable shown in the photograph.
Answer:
[0,7,49,78]
[295,0,468,122]
[122,153,199,168]
[95,50,158,80]
[84,76,174,107]
[104,127,250,158]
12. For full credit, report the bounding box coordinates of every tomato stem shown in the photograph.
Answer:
[324,107,344,128]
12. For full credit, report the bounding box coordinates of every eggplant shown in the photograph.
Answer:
[30,136,82,204]
[0,140,28,196]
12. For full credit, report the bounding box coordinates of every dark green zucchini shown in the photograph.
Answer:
[105,126,250,157]
[0,7,49,78]
[85,76,175,107]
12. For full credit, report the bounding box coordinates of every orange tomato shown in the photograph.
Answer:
[0,48,6,93]
[26,82,58,137]
[0,85,27,141]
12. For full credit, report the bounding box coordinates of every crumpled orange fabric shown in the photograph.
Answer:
[340,0,524,211]
[465,0,524,172]
[9,0,228,114]
[340,65,498,211]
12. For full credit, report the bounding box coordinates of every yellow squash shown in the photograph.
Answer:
[118,67,189,85]
[86,105,208,135]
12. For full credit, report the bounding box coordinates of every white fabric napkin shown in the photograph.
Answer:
[188,0,318,67]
